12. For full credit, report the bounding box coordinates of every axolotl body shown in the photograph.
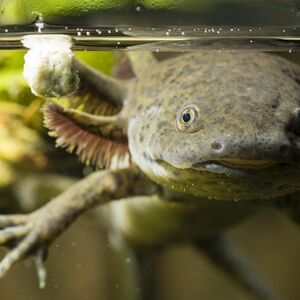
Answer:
[1,37,300,300]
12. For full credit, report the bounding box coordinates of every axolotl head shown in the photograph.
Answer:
[126,52,300,201]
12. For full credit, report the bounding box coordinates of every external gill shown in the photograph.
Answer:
[62,105,119,127]
[22,34,133,170]
[43,101,130,170]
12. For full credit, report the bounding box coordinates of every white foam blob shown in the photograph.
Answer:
[22,35,79,98]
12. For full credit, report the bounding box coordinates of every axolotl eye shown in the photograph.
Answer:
[176,104,203,133]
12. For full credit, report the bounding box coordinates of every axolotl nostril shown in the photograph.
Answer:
[1,35,300,300]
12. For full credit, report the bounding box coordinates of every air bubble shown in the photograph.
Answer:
[35,17,44,33]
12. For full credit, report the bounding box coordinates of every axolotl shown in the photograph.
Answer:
[1,35,300,300]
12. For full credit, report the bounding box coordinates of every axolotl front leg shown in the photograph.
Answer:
[0,167,157,287]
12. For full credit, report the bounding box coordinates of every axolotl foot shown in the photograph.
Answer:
[0,168,158,289]
[0,212,55,288]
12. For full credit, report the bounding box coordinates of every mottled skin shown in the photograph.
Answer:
[125,52,300,200]
[113,52,300,248]
[1,46,300,300]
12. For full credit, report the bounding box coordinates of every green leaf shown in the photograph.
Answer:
[75,51,116,75]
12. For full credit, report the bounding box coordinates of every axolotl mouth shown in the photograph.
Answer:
[149,158,300,200]
[192,159,286,175]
